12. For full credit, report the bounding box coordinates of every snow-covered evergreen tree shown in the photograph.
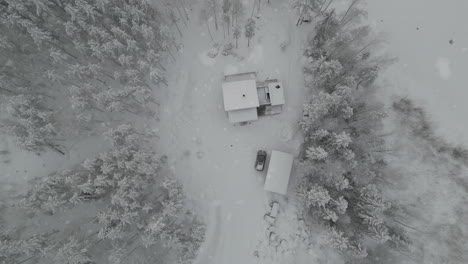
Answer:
[368,223,391,244]
[1,0,172,144]
[244,18,256,47]
[202,0,220,31]
[357,184,391,214]
[53,237,92,264]
[292,0,325,24]
[324,227,349,251]
[230,0,244,26]
[306,146,329,161]
[0,233,47,263]
[332,196,348,215]
[20,171,75,215]
[199,4,215,42]
[2,94,58,152]
[141,215,166,248]
[222,0,232,36]
[348,242,368,258]
[297,184,331,208]
[321,207,338,222]
[298,1,402,260]
[300,85,354,132]
[233,25,241,48]
[68,83,104,123]
[177,221,206,264]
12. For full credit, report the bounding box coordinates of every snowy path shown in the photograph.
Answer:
[193,202,223,264]
[156,1,308,263]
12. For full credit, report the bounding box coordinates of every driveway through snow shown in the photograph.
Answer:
[157,2,307,264]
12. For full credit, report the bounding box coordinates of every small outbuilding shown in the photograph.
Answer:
[264,150,294,195]
[257,81,285,116]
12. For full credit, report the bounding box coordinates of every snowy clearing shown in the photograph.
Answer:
[157,1,309,263]
[367,0,468,146]
[1,0,467,263]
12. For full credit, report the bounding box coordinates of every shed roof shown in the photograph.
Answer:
[264,150,293,195]
[222,79,259,111]
[268,82,285,106]
[227,108,258,123]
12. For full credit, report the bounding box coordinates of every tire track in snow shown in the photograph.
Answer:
[193,201,223,264]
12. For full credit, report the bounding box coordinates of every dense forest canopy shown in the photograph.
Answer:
[0,1,205,264]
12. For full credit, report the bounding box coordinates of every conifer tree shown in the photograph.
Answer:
[244,18,256,47]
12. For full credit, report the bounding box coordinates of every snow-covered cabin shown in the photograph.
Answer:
[222,72,285,123]
[222,78,260,123]
[264,151,294,195]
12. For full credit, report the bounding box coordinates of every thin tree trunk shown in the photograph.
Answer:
[117,99,139,111]
[48,138,66,141]
[318,0,328,13]
[49,41,79,60]
[250,1,256,18]
[157,59,170,70]
[236,38,238,48]
[46,143,65,155]
[214,8,219,30]
[322,0,334,14]
[296,17,302,26]
[174,20,183,38]
[340,0,359,25]
[349,42,375,61]
[206,22,214,42]
[158,78,168,86]
[86,231,99,239]
[0,86,14,94]
[91,105,105,112]
[176,6,187,26]
[393,218,424,233]
[93,239,103,245]
[154,39,175,63]
[124,108,139,115]
[179,0,189,21]
[120,246,140,263]
[248,38,250,47]
[325,32,364,61]
[257,0,261,14]
[16,255,36,264]
[4,71,30,83]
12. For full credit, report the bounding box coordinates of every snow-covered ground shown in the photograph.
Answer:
[366,0,468,147]
[156,1,310,263]
[2,1,465,263]
[363,1,468,262]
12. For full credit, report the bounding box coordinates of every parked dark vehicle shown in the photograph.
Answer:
[255,150,267,171]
